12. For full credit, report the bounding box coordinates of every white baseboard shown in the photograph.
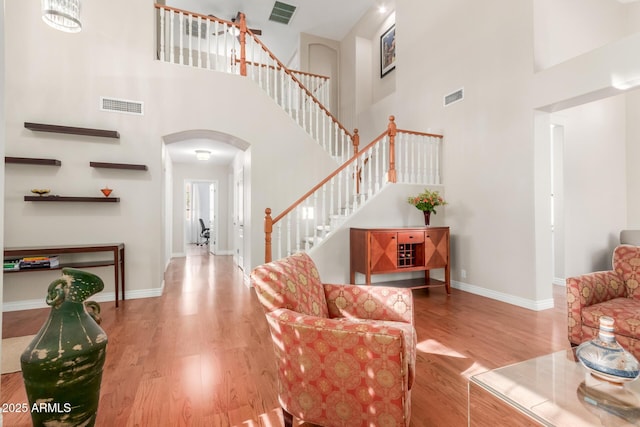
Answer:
[2,287,163,312]
[242,269,251,288]
[553,277,566,286]
[213,250,234,255]
[451,280,555,311]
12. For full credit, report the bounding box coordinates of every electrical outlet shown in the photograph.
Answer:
[461,269,467,279]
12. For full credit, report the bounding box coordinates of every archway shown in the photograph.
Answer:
[161,129,250,270]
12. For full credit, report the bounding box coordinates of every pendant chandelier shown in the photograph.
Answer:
[42,0,82,33]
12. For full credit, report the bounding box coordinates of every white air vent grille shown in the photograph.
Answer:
[269,1,297,25]
[100,97,144,115]
[444,88,464,106]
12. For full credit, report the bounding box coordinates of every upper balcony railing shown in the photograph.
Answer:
[155,4,354,163]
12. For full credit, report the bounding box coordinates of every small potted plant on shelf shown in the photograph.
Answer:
[408,188,446,226]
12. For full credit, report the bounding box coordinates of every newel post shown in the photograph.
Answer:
[352,129,362,194]
[387,115,397,183]
[352,128,360,156]
[264,208,273,263]
[238,13,248,77]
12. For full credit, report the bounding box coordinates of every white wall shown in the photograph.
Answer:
[340,8,396,135]
[562,96,627,276]
[170,162,231,255]
[299,33,340,114]
[626,3,640,33]
[0,0,6,369]
[534,0,628,71]
[3,0,339,305]
[162,144,173,270]
[627,89,640,227]
[533,32,640,112]
[395,0,540,300]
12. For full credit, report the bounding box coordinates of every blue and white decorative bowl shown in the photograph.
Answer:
[576,316,640,385]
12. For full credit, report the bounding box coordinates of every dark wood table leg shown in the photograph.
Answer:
[114,247,120,307]
[445,262,451,295]
[120,245,125,301]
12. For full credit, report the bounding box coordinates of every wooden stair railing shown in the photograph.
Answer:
[264,116,444,263]
[155,4,354,163]
[239,23,354,162]
[235,58,331,107]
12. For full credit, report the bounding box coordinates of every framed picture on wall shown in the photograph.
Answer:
[380,24,396,78]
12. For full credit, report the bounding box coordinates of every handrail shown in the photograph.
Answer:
[264,128,387,263]
[236,57,330,80]
[153,4,236,27]
[396,129,444,138]
[289,69,331,80]
[271,128,387,225]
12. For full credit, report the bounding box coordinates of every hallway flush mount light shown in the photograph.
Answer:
[42,0,82,33]
[196,150,211,161]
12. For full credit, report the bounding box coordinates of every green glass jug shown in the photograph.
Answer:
[21,268,108,426]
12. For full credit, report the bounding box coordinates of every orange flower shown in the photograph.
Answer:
[407,189,447,213]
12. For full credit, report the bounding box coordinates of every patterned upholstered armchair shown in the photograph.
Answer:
[251,252,416,427]
[567,245,640,358]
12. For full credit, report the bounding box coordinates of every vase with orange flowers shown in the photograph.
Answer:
[407,189,446,226]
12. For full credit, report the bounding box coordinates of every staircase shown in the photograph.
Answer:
[154,4,444,263]
[264,117,444,262]
[155,5,355,164]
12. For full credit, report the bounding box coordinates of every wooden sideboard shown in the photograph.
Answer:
[350,227,450,293]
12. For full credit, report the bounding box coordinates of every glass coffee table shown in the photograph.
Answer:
[469,350,640,426]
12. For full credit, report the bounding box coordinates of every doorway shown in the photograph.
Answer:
[234,167,244,269]
[185,180,218,253]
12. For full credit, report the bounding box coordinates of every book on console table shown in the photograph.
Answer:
[19,256,59,269]
[3,259,20,271]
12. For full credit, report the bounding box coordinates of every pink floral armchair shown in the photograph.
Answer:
[251,252,416,427]
[567,245,640,358]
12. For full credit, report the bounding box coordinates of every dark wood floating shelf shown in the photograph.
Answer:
[24,196,120,203]
[90,161,147,170]
[25,122,120,139]
[5,156,61,166]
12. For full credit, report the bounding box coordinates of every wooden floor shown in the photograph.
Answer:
[1,246,571,426]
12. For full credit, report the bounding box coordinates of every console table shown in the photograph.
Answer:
[4,243,125,307]
[350,227,450,293]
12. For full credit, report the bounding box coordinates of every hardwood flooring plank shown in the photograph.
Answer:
[1,246,571,426]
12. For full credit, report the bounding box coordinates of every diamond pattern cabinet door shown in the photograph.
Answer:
[370,231,398,272]
[425,228,449,269]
